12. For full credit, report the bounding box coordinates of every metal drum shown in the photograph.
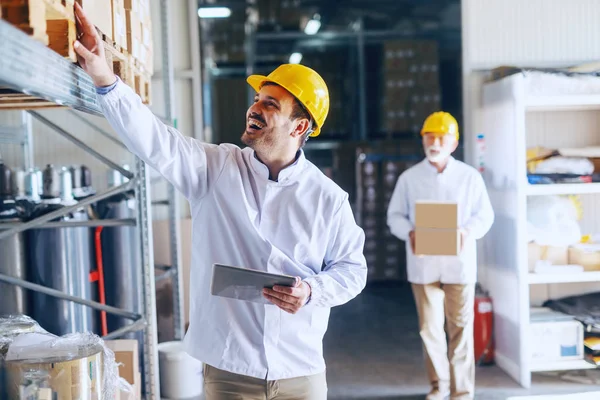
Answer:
[98,191,142,332]
[0,161,28,317]
[28,203,96,336]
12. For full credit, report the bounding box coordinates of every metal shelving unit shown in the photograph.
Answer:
[0,2,184,396]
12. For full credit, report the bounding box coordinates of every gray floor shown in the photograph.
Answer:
[323,282,600,400]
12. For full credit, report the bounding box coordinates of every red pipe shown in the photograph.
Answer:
[93,226,108,337]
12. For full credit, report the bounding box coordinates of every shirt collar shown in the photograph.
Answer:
[422,155,455,175]
[250,149,306,184]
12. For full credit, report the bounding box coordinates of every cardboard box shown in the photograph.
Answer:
[530,308,584,363]
[415,201,457,229]
[568,244,600,271]
[414,201,459,256]
[105,340,141,399]
[528,242,569,272]
[76,0,112,38]
[112,0,127,49]
[126,9,141,60]
[415,229,460,256]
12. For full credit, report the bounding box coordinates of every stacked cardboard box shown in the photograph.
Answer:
[358,156,418,282]
[302,49,350,138]
[381,40,441,136]
[414,201,460,256]
[256,0,303,30]
[210,14,245,64]
[111,0,127,50]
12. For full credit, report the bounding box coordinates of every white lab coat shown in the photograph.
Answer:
[386,157,494,284]
[97,81,367,380]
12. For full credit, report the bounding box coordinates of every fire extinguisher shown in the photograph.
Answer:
[474,283,495,365]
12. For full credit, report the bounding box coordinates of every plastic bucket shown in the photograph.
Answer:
[157,341,203,399]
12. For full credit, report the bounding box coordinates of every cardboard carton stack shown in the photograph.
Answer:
[414,201,460,256]
[381,40,441,137]
[210,13,246,64]
[359,157,419,282]
[256,0,303,30]
[302,49,350,138]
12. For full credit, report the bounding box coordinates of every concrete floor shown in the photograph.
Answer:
[323,282,600,400]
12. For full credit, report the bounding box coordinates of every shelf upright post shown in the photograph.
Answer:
[159,0,185,342]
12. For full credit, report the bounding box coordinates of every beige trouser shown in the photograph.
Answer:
[203,364,328,400]
[411,282,475,400]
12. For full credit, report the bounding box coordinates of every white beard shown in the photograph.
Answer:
[426,146,451,163]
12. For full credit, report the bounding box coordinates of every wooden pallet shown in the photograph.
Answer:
[1,0,77,61]
[127,56,151,105]
[103,39,129,85]
[0,88,62,110]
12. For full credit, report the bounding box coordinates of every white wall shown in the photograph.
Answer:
[0,0,202,220]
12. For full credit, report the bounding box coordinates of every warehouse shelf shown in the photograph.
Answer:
[526,95,600,111]
[481,72,600,389]
[530,360,597,372]
[528,271,600,284]
[526,183,600,196]
[0,20,102,115]
[0,1,186,398]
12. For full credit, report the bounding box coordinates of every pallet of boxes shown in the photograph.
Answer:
[0,0,153,105]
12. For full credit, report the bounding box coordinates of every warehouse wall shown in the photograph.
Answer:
[0,0,202,220]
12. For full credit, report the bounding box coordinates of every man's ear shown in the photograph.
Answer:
[291,118,310,139]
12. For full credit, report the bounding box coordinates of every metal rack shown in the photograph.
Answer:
[0,1,184,396]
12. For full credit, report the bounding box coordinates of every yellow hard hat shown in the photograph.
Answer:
[247,64,329,137]
[421,111,459,140]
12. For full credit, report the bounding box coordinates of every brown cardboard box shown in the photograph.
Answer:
[415,201,457,229]
[126,9,141,60]
[76,0,113,38]
[528,242,569,272]
[415,229,460,256]
[568,244,600,271]
[105,340,141,399]
[112,0,127,49]
[414,201,459,256]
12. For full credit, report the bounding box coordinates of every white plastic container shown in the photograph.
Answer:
[157,341,204,399]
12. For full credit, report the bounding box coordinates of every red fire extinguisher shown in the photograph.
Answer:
[474,284,495,365]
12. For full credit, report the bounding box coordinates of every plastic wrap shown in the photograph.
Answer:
[0,315,48,357]
[5,331,133,400]
[527,195,582,246]
[534,157,595,175]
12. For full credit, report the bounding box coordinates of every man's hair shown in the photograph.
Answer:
[261,82,314,144]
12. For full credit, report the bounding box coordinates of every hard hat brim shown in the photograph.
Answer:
[246,74,321,137]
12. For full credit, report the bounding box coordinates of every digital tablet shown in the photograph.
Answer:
[210,263,298,304]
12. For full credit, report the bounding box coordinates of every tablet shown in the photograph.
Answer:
[210,263,298,304]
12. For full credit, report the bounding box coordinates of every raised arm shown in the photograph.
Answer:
[73,3,229,200]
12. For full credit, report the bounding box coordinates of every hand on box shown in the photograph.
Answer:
[459,228,468,253]
[409,230,416,254]
[73,3,116,87]
[262,277,311,314]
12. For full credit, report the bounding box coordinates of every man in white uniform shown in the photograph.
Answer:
[73,5,367,399]
[387,112,494,400]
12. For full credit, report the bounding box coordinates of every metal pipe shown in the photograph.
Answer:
[0,218,136,230]
[0,272,141,320]
[0,180,135,240]
[357,18,367,141]
[102,318,147,340]
[67,110,128,150]
[29,111,134,180]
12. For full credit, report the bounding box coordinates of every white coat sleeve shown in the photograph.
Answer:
[97,80,230,201]
[463,173,495,240]
[303,197,367,308]
[386,173,413,241]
